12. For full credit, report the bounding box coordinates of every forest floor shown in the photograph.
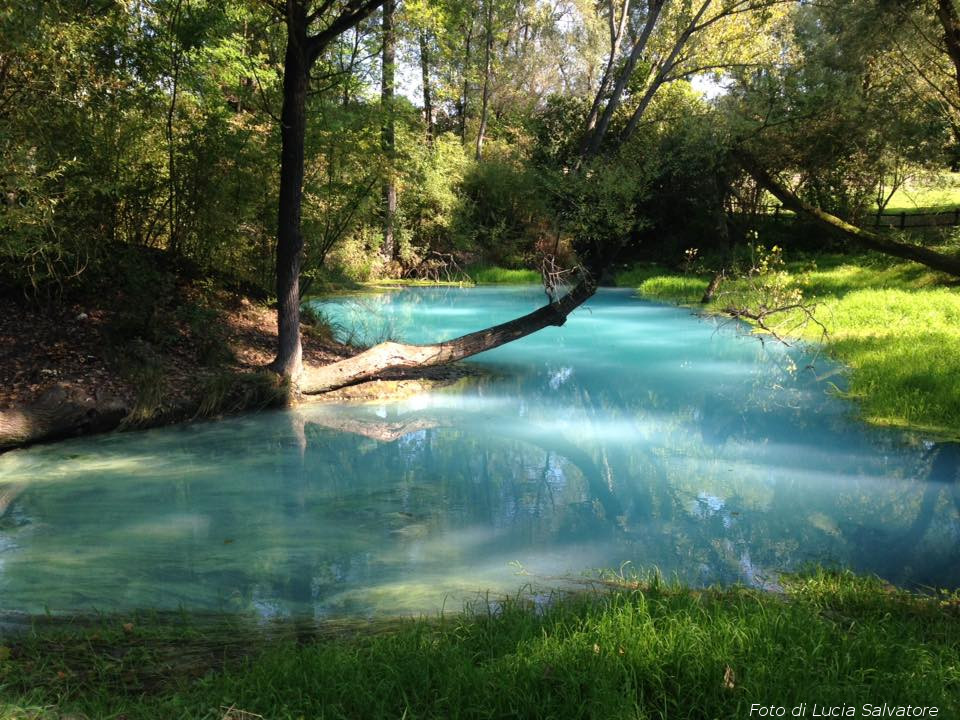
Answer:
[0,569,957,719]
[0,255,478,451]
[0,291,341,416]
[617,251,960,440]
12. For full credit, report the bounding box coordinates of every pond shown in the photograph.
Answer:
[0,286,957,619]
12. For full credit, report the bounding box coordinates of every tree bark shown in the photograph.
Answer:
[583,0,665,158]
[166,0,184,255]
[582,0,630,140]
[419,30,434,143]
[300,277,598,393]
[271,0,386,380]
[621,0,712,142]
[475,0,494,160]
[381,0,397,263]
[460,23,474,143]
[272,7,310,379]
[739,153,960,277]
[936,0,960,102]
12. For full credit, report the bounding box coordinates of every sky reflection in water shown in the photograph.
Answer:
[0,286,957,618]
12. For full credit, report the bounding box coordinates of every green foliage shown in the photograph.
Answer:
[399,133,472,260]
[454,143,552,266]
[2,570,958,718]
[0,0,282,296]
[299,303,341,343]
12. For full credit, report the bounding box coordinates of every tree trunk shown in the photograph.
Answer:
[300,277,598,393]
[701,271,724,304]
[460,24,473,143]
[583,0,665,158]
[937,0,960,101]
[582,0,630,139]
[475,0,493,161]
[272,10,310,379]
[739,154,960,277]
[381,0,396,263]
[621,0,712,143]
[419,30,434,143]
[166,0,184,255]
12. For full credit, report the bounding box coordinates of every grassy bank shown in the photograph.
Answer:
[2,570,958,719]
[359,266,541,287]
[617,253,960,438]
[467,265,541,284]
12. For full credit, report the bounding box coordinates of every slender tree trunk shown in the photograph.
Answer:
[475,0,493,160]
[166,0,184,254]
[937,0,960,101]
[739,153,960,278]
[701,173,730,303]
[582,0,630,139]
[419,30,434,143]
[381,0,396,263]
[583,0,665,158]
[272,10,310,379]
[460,24,473,143]
[621,0,712,143]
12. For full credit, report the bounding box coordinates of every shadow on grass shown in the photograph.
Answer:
[2,570,958,720]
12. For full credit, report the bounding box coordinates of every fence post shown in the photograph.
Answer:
[900,212,906,229]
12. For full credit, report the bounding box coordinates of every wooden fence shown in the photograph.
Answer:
[732,203,960,229]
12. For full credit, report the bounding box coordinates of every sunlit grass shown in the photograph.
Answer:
[2,570,957,719]
[467,265,542,284]
[361,266,541,286]
[617,254,960,438]
[882,174,960,213]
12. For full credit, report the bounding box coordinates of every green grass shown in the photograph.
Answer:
[467,265,542,284]
[882,174,960,213]
[616,265,710,304]
[616,254,960,438]
[359,266,541,287]
[1,570,958,719]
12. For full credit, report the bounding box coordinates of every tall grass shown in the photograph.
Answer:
[617,254,960,437]
[361,266,541,286]
[468,265,542,284]
[2,570,957,719]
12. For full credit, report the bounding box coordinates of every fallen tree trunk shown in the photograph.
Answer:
[738,153,960,278]
[300,277,597,394]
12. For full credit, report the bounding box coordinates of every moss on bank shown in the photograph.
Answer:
[1,570,958,719]
[616,254,960,439]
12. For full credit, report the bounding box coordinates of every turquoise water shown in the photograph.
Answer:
[0,286,957,619]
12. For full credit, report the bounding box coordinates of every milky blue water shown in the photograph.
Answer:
[0,286,957,619]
